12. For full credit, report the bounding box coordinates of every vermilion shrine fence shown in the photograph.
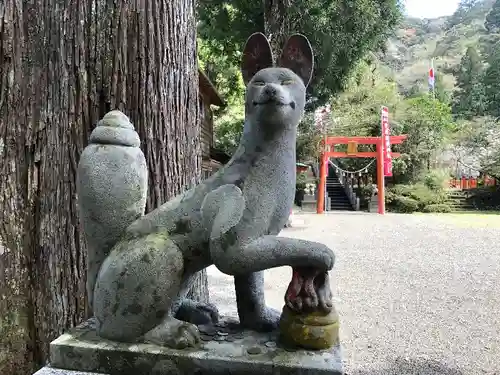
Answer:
[449,176,497,190]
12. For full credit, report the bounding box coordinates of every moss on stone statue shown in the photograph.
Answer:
[279,306,340,350]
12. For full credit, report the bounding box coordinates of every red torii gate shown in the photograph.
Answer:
[317,135,407,215]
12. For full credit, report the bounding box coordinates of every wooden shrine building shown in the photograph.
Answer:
[198,69,230,179]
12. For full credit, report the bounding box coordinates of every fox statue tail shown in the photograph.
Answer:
[77,110,148,312]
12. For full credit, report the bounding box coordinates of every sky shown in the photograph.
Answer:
[405,0,460,19]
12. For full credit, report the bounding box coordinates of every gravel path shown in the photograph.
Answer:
[207,212,500,375]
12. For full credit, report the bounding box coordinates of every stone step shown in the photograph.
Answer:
[330,201,352,208]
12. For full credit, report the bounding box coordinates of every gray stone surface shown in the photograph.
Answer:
[35,367,107,375]
[76,32,336,350]
[77,110,148,311]
[48,319,342,375]
[300,195,317,212]
[209,212,500,374]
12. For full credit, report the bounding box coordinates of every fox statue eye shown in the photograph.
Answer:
[253,81,265,86]
[281,79,294,85]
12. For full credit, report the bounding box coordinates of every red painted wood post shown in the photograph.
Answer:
[376,140,385,215]
[317,152,326,214]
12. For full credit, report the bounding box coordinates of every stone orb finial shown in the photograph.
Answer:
[90,110,140,147]
[99,110,134,130]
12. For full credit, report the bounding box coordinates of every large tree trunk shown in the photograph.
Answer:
[0,0,207,373]
[263,0,293,58]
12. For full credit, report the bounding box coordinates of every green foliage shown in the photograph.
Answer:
[326,59,457,183]
[421,169,450,191]
[197,0,403,106]
[452,116,496,150]
[296,113,322,162]
[481,148,500,178]
[213,98,244,155]
[387,182,448,213]
[485,0,500,32]
[202,0,500,184]
[359,184,376,206]
[386,194,419,213]
[483,41,500,118]
[451,46,487,118]
[199,1,403,158]
[331,61,403,137]
[198,35,246,156]
[198,37,246,105]
[382,0,495,96]
[391,183,447,206]
[451,116,500,180]
[396,95,455,181]
[296,172,308,190]
[468,186,500,209]
[446,0,483,29]
[422,203,453,213]
[328,61,402,174]
[432,73,452,104]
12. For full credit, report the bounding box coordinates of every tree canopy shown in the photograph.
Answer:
[197,0,403,106]
[451,46,486,118]
[197,0,403,160]
[485,0,500,32]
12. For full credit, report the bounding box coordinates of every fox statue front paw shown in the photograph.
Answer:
[240,306,281,332]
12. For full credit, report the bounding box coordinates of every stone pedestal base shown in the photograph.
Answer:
[300,195,317,212]
[41,318,343,375]
[34,368,106,375]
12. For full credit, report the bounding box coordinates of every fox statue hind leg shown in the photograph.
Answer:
[93,232,200,348]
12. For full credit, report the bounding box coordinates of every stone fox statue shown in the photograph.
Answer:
[77,32,335,349]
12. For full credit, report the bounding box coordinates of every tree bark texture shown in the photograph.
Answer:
[0,0,207,373]
[263,0,293,59]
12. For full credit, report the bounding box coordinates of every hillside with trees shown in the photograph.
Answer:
[335,0,500,211]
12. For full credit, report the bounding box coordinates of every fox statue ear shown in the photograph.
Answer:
[241,32,274,85]
[278,34,314,87]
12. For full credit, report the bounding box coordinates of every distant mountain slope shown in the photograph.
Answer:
[380,0,498,95]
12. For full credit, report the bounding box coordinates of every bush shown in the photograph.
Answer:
[385,191,397,204]
[390,184,445,206]
[391,195,419,213]
[422,204,452,213]
[387,183,447,212]
[359,184,375,204]
[420,170,449,191]
[296,172,307,190]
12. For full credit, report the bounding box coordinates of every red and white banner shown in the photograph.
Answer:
[381,106,392,177]
[428,67,435,89]
[428,59,435,90]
